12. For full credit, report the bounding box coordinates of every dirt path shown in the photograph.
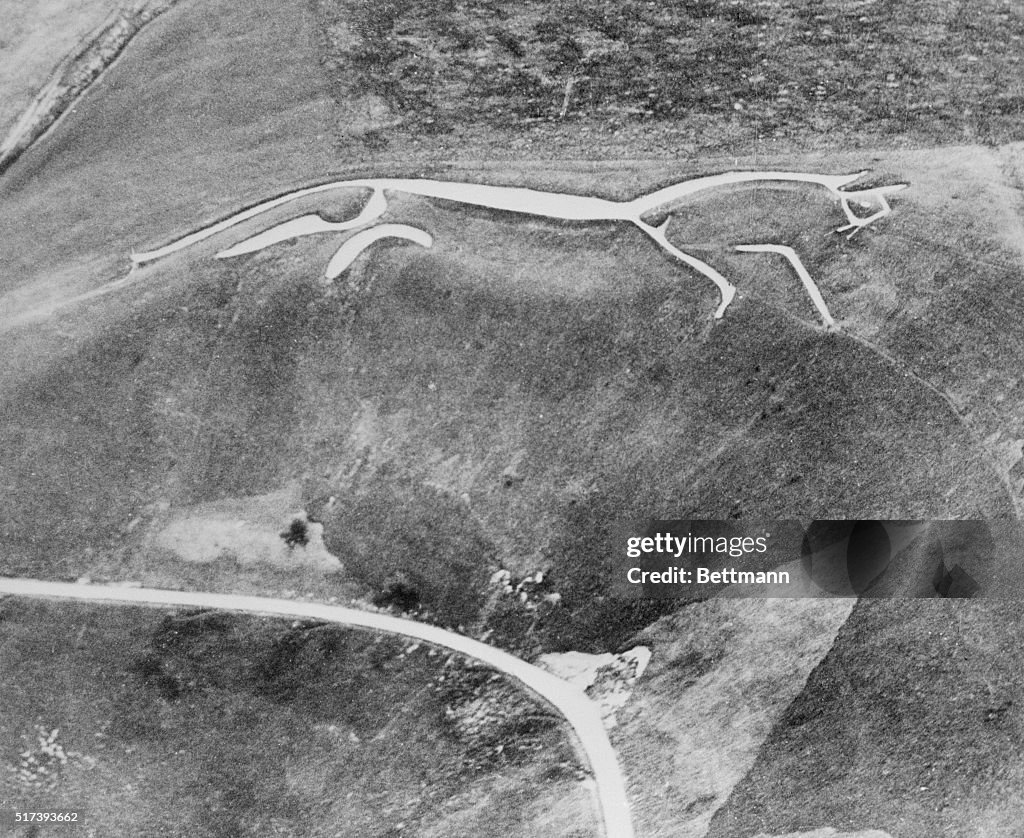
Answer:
[0,577,636,838]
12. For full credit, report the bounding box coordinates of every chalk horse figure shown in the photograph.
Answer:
[131,171,907,326]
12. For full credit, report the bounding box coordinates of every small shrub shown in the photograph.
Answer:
[373,578,422,612]
[280,517,309,548]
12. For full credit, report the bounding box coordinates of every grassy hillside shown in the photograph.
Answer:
[0,2,1021,646]
[0,169,1018,652]
[708,599,1024,838]
[0,599,593,837]
[3,1,1024,836]
[0,0,123,136]
[0,0,336,311]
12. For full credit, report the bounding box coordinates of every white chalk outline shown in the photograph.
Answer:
[735,244,836,327]
[130,171,907,321]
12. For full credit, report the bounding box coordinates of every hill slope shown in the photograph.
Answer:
[3,2,1024,836]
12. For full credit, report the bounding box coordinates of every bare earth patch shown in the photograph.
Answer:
[148,484,342,572]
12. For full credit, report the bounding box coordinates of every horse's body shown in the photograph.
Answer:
[131,171,907,322]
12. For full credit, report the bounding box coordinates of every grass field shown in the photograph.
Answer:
[0,0,124,137]
[0,599,593,837]
[2,0,1024,835]
[708,600,1024,838]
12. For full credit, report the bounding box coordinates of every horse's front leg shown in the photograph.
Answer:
[633,218,737,319]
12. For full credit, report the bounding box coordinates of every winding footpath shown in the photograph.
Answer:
[0,577,635,838]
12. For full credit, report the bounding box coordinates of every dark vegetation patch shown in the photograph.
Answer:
[668,648,724,688]
[312,0,1024,149]
[708,600,1024,838]
[279,517,310,548]
[373,578,422,611]
[0,599,584,837]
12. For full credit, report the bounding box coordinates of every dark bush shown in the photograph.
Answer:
[374,579,422,612]
[280,517,309,548]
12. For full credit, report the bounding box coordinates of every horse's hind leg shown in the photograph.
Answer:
[735,244,836,328]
